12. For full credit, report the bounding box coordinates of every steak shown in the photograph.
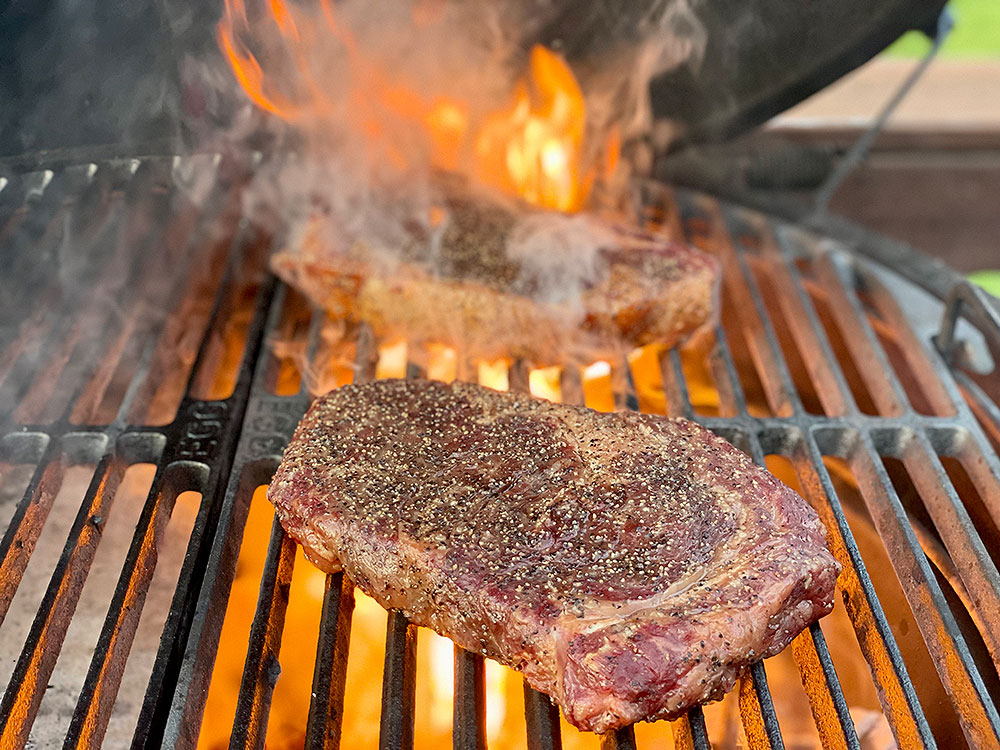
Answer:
[268,379,840,732]
[270,199,719,366]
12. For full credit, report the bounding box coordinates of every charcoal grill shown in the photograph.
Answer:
[1,154,999,750]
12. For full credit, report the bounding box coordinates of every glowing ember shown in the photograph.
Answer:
[375,340,408,379]
[528,366,561,402]
[426,343,458,383]
[582,360,615,412]
[477,359,510,392]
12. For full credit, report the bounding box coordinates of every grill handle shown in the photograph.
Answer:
[935,280,1000,374]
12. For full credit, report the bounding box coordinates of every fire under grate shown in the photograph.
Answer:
[0,155,999,750]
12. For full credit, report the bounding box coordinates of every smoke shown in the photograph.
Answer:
[568,0,708,148]
[0,0,184,157]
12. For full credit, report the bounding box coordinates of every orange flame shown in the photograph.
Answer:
[217,2,615,212]
[474,46,590,211]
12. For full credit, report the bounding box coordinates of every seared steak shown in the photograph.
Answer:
[270,202,719,365]
[268,380,839,732]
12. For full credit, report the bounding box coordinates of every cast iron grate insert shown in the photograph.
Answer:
[0,156,998,749]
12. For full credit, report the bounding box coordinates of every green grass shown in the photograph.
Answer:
[969,271,1000,298]
[885,0,1000,57]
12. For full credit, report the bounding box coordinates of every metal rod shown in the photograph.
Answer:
[658,348,694,419]
[813,8,953,214]
[902,434,1000,664]
[305,572,356,750]
[849,434,1000,747]
[935,280,1000,372]
[228,518,298,750]
[739,433,788,750]
[739,663,785,750]
[853,270,956,416]
[600,725,636,750]
[453,648,487,750]
[811,251,908,415]
[62,473,185,750]
[757,217,855,416]
[674,707,711,750]
[0,456,121,747]
[702,198,798,416]
[798,431,937,749]
[128,279,280,750]
[524,683,562,750]
[790,624,862,750]
[379,611,418,750]
[0,444,65,629]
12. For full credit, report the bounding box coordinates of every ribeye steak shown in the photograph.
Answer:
[268,379,840,732]
[270,195,719,366]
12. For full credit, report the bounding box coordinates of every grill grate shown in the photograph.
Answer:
[0,156,998,749]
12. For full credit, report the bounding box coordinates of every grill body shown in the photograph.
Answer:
[0,155,998,749]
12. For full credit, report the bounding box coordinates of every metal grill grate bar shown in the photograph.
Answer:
[304,571,355,750]
[672,193,940,747]
[229,518,297,750]
[685,190,999,748]
[379,611,418,750]
[846,434,1000,747]
[3,158,1000,749]
[737,214,851,416]
[453,648,487,750]
[658,348,695,419]
[674,198,792,747]
[1,156,277,750]
[705,202,897,750]
[600,725,636,750]
[710,358,861,749]
[796,430,937,749]
[903,433,1000,662]
[523,685,562,750]
[61,270,275,750]
[0,450,119,747]
[739,663,785,750]
[0,440,64,628]
[854,270,956,417]
[791,624,862,750]
[812,253,910,416]
[673,707,710,750]
[700,200,798,417]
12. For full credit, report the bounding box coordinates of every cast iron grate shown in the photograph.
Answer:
[0,156,998,749]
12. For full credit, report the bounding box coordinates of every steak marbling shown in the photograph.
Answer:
[268,379,840,732]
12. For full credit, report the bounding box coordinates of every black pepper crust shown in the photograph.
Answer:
[268,379,840,733]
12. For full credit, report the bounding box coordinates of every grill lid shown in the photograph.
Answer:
[642,0,948,145]
[0,0,948,158]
